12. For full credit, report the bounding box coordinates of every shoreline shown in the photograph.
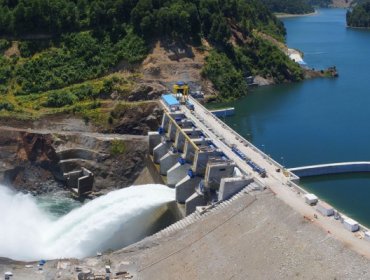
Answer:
[275,10,318,18]
[347,25,370,30]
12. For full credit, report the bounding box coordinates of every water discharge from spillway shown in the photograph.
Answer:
[0,184,175,261]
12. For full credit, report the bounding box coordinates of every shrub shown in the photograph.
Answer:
[0,102,14,111]
[0,39,10,52]
[110,140,126,155]
[45,91,76,107]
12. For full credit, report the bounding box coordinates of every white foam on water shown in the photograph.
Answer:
[0,184,174,261]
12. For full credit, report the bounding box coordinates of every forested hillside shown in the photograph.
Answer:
[263,0,331,14]
[0,0,304,118]
[347,2,370,27]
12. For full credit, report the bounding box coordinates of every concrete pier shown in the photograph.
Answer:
[153,142,171,164]
[192,149,222,175]
[148,131,161,154]
[218,177,253,200]
[204,160,236,190]
[176,176,202,203]
[174,130,186,152]
[185,191,207,215]
[150,109,262,215]
[166,122,178,141]
[182,140,198,163]
[167,162,191,188]
[159,151,179,175]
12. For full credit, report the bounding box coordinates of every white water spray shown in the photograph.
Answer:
[0,184,175,261]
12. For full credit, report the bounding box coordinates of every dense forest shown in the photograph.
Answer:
[347,2,370,27]
[262,0,314,14]
[0,0,304,116]
[262,0,331,14]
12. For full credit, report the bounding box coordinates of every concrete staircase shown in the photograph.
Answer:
[152,182,262,239]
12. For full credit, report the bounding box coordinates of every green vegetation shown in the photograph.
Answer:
[110,140,126,155]
[310,0,331,7]
[15,31,146,95]
[0,0,306,112]
[263,0,314,14]
[262,0,330,15]
[202,51,248,101]
[0,102,14,111]
[347,3,370,28]
[0,39,10,52]
[235,36,304,83]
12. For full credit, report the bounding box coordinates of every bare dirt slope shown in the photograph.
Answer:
[141,41,215,95]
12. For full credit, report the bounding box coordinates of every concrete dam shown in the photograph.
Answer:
[148,94,267,215]
[149,95,262,215]
[149,93,370,247]
[4,94,370,278]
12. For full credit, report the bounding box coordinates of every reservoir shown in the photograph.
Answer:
[221,8,370,226]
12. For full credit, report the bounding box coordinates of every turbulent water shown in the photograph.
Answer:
[0,184,175,261]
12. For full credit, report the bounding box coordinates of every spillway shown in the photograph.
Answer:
[0,184,175,261]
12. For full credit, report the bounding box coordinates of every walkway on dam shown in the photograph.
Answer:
[289,162,370,177]
[184,96,296,184]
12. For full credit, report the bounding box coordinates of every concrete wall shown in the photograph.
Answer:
[289,162,370,177]
[210,107,235,117]
[176,176,202,203]
[153,142,171,163]
[64,170,81,188]
[174,131,186,152]
[160,152,179,175]
[204,162,236,189]
[218,177,253,201]
[183,140,196,163]
[78,175,94,195]
[185,191,207,215]
[64,167,94,195]
[167,163,191,188]
[149,132,161,154]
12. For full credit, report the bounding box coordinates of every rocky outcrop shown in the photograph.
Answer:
[112,103,163,135]
[0,127,151,196]
[127,83,167,102]
[0,131,63,193]
[253,75,275,86]
[304,66,339,79]
[17,132,59,166]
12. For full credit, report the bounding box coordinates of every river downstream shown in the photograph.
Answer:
[221,8,370,226]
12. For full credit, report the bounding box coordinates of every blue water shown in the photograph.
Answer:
[221,8,370,226]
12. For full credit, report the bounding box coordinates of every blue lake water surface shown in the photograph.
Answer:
[221,8,370,226]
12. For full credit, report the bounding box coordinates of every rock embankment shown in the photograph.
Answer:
[0,131,62,194]
[110,102,163,135]
[0,128,152,196]
[304,66,339,79]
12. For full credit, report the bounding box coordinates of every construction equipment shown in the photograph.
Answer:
[173,81,189,104]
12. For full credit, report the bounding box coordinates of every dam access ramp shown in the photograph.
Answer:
[148,94,298,215]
